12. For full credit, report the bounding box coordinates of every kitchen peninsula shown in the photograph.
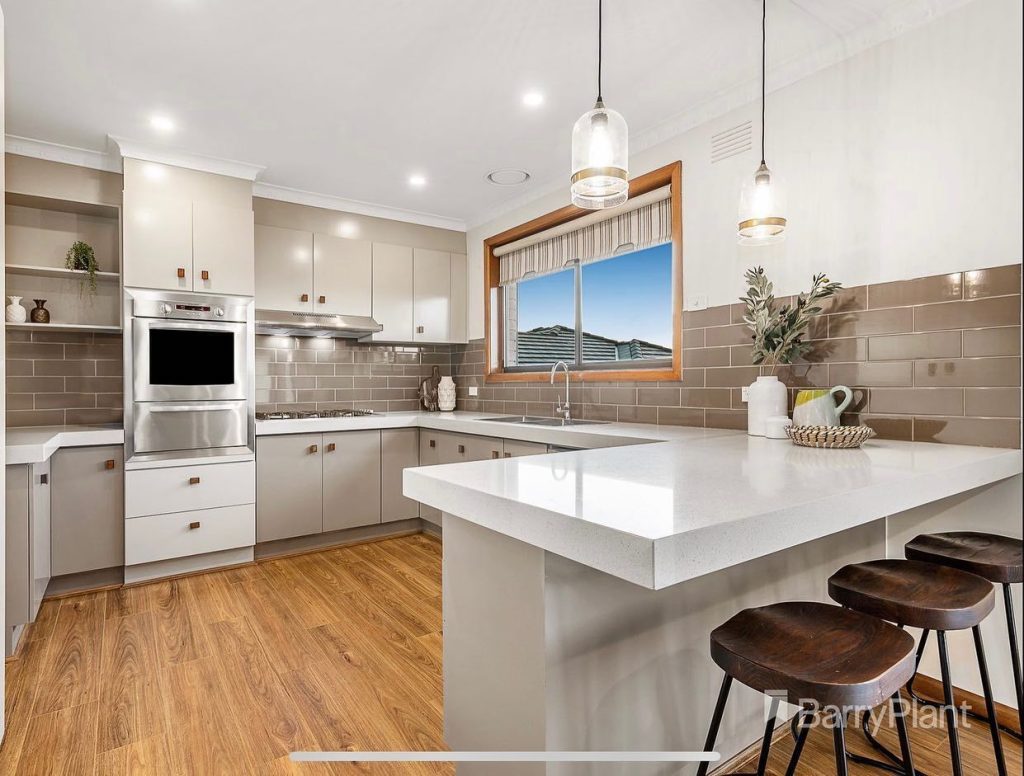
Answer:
[404,429,1023,773]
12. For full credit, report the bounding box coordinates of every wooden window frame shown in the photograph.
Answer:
[483,160,683,383]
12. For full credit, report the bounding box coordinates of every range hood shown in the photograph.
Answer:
[255,309,383,338]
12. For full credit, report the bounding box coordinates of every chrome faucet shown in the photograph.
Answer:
[550,361,572,421]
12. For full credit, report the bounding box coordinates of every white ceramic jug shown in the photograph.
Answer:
[792,386,852,427]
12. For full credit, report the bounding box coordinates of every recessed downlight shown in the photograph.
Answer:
[522,91,544,108]
[149,114,175,133]
[408,174,427,188]
[486,169,531,186]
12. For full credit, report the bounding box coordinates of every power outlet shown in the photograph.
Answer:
[740,386,750,403]
[468,386,479,397]
[688,294,709,310]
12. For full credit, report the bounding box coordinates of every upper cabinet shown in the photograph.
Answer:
[255,224,313,313]
[314,233,372,317]
[121,158,255,296]
[370,246,467,344]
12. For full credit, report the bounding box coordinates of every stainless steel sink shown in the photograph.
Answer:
[482,416,608,427]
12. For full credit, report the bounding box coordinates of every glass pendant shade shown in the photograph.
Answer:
[571,100,629,210]
[738,162,786,242]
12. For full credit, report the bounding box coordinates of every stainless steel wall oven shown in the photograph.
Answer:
[125,288,255,461]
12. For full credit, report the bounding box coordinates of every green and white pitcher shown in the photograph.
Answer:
[793,386,852,427]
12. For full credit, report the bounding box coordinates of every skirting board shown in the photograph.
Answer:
[124,546,254,584]
[254,518,428,560]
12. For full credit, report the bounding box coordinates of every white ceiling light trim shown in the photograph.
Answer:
[5,134,122,174]
[253,181,467,233]
[109,136,265,181]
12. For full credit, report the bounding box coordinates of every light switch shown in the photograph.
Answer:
[468,386,479,397]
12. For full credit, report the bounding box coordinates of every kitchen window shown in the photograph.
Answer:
[485,161,682,381]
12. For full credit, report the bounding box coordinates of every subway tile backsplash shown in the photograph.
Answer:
[453,263,1021,448]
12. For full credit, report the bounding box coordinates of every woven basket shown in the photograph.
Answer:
[785,424,876,449]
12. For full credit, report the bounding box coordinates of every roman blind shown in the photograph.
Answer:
[496,186,672,287]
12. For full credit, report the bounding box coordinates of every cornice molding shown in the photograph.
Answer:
[253,182,466,233]
[108,136,266,181]
[4,134,122,173]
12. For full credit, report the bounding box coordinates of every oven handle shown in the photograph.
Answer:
[147,403,243,413]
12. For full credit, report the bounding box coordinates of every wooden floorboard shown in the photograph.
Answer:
[1,531,1016,775]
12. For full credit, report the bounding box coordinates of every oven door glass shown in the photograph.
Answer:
[133,319,247,402]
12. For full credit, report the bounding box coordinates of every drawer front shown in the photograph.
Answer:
[126,460,255,518]
[125,504,255,566]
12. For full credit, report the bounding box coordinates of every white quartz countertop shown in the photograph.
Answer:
[6,424,125,465]
[403,430,1023,590]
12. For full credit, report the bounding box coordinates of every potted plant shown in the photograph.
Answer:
[65,240,100,295]
[740,266,842,436]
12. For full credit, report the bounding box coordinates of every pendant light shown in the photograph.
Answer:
[571,0,629,210]
[738,0,786,242]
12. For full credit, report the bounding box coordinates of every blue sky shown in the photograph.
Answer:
[516,243,673,348]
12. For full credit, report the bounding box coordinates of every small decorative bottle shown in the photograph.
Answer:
[437,376,457,412]
[747,375,787,436]
[30,299,51,324]
[6,296,27,323]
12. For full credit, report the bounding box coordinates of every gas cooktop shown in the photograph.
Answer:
[256,409,380,421]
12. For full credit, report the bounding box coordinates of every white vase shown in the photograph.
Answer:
[437,376,456,412]
[747,375,787,437]
[6,296,27,323]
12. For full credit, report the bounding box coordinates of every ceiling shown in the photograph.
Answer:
[4,0,959,229]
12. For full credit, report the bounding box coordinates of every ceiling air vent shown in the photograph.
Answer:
[710,120,753,163]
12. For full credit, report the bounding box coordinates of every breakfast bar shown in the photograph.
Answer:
[405,436,1023,774]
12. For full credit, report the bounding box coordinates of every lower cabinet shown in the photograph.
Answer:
[125,504,256,566]
[257,433,323,542]
[323,430,382,532]
[5,462,50,636]
[502,439,548,458]
[381,429,420,523]
[51,445,124,576]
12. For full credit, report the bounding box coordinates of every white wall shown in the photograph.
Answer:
[466,0,1023,341]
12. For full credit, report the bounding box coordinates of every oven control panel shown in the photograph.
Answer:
[131,293,248,323]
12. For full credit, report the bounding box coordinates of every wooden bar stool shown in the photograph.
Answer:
[696,601,917,776]
[829,559,1005,776]
[904,531,1023,736]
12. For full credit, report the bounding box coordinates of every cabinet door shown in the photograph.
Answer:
[194,201,255,296]
[314,234,372,316]
[371,243,414,341]
[256,434,323,542]
[322,431,382,532]
[461,433,503,462]
[381,429,419,523]
[6,465,31,627]
[51,446,125,576]
[122,190,193,291]
[30,460,51,619]
[418,430,443,524]
[502,439,547,458]
[413,248,451,343]
[255,225,313,313]
[449,253,468,343]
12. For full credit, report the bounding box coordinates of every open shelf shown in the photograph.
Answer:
[5,263,120,282]
[4,321,122,334]
[5,190,120,220]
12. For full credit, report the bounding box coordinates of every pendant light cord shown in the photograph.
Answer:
[760,0,766,164]
[597,0,604,102]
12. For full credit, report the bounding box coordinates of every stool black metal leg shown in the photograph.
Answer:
[973,624,1008,776]
[891,692,915,776]
[697,674,732,776]
[936,631,964,776]
[755,694,780,776]
[833,709,849,776]
[784,708,813,776]
[1004,583,1023,735]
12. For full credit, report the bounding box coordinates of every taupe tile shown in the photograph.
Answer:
[829,361,913,387]
[705,324,752,348]
[296,389,336,402]
[914,417,1020,449]
[914,296,1020,332]
[705,409,747,430]
[7,360,34,376]
[7,409,66,427]
[848,414,914,441]
[657,407,704,427]
[34,393,98,410]
[868,331,962,361]
[294,363,336,376]
[64,342,121,360]
[818,286,867,315]
[7,341,64,360]
[679,388,732,409]
[615,405,658,424]
[828,307,914,338]
[867,273,962,308]
[869,388,963,416]
[681,329,705,349]
[913,357,1021,387]
[730,344,754,366]
[6,376,65,393]
[962,327,1020,357]
[7,393,34,411]
[599,387,637,405]
[582,404,618,422]
[96,393,124,408]
[683,348,730,368]
[774,364,829,388]
[682,307,730,329]
[64,408,124,425]
[705,366,760,388]
[799,337,868,363]
[65,376,123,393]
[964,388,1021,419]
[638,387,680,406]
[963,265,1021,299]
